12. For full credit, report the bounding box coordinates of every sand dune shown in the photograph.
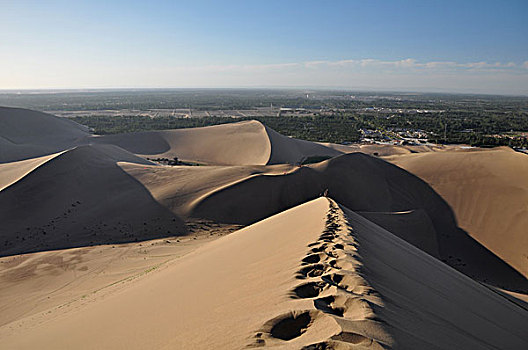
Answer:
[191,152,528,293]
[0,231,224,327]
[0,151,65,191]
[94,120,344,165]
[388,147,528,277]
[0,107,89,163]
[1,107,527,349]
[263,125,342,164]
[120,161,295,217]
[92,120,273,165]
[0,108,343,166]
[0,144,186,256]
[1,198,525,349]
[0,106,458,168]
[3,142,524,293]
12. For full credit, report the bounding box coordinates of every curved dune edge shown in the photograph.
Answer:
[0,107,89,163]
[263,125,343,164]
[2,145,525,295]
[387,147,528,277]
[189,152,528,293]
[1,198,526,349]
[0,151,66,192]
[95,120,344,166]
[0,144,187,257]
[92,120,273,165]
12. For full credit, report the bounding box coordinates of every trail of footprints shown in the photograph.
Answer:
[250,200,391,349]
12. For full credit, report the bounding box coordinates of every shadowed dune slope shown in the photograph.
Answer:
[357,209,439,257]
[0,144,186,256]
[120,162,296,217]
[0,107,89,163]
[0,151,65,191]
[388,147,528,277]
[191,153,528,293]
[263,125,343,164]
[1,198,526,349]
[338,203,528,350]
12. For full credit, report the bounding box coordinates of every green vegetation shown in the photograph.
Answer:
[354,111,528,147]
[68,110,528,148]
[69,114,363,143]
[1,89,526,148]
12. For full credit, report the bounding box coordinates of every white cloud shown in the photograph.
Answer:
[1,57,527,94]
[199,58,521,72]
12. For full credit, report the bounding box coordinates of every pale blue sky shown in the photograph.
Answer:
[1,0,527,94]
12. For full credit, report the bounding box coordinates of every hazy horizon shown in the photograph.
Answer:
[1,0,527,94]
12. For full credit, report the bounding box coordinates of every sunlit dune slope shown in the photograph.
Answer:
[0,107,89,163]
[94,120,344,165]
[91,120,273,165]
[1,198,526,349]
[388,147,528,277]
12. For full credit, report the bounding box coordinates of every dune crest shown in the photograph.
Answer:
[92,120,273,165]
[0,144,186,256]
[1,198,526,349]
[0,151,65,191]
[191,152,528,293]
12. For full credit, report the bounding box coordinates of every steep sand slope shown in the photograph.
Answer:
[92,120,272,165]
[120,162,295,217]
[94,120,346,165]
[0,107,89,163]
[388,147,528,277]
[0,144,186,256]
[1,198,526,349]
[0,151,65,191]
[191,153,528,293]
[263,125,342,164]
[0,144,297,257]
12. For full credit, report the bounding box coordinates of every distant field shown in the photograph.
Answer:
[1,89,527,147]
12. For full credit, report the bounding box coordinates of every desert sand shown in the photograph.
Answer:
[387,147,528,277]
[1,198,526,349]
[0,107,89,163]
[0,107,527,349]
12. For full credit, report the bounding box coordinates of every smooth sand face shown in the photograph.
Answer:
[0,107,88,163]
[93,120,273,165]
[0,233,222,327]
[1,198,526,349]
[0,151,64,191]
[0,144,188,257]
[0,198,333,349]
[387,147,528,277]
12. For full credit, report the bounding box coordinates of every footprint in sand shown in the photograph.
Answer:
[292,281,328,299]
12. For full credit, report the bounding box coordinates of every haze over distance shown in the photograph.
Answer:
[1,0,527,94]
